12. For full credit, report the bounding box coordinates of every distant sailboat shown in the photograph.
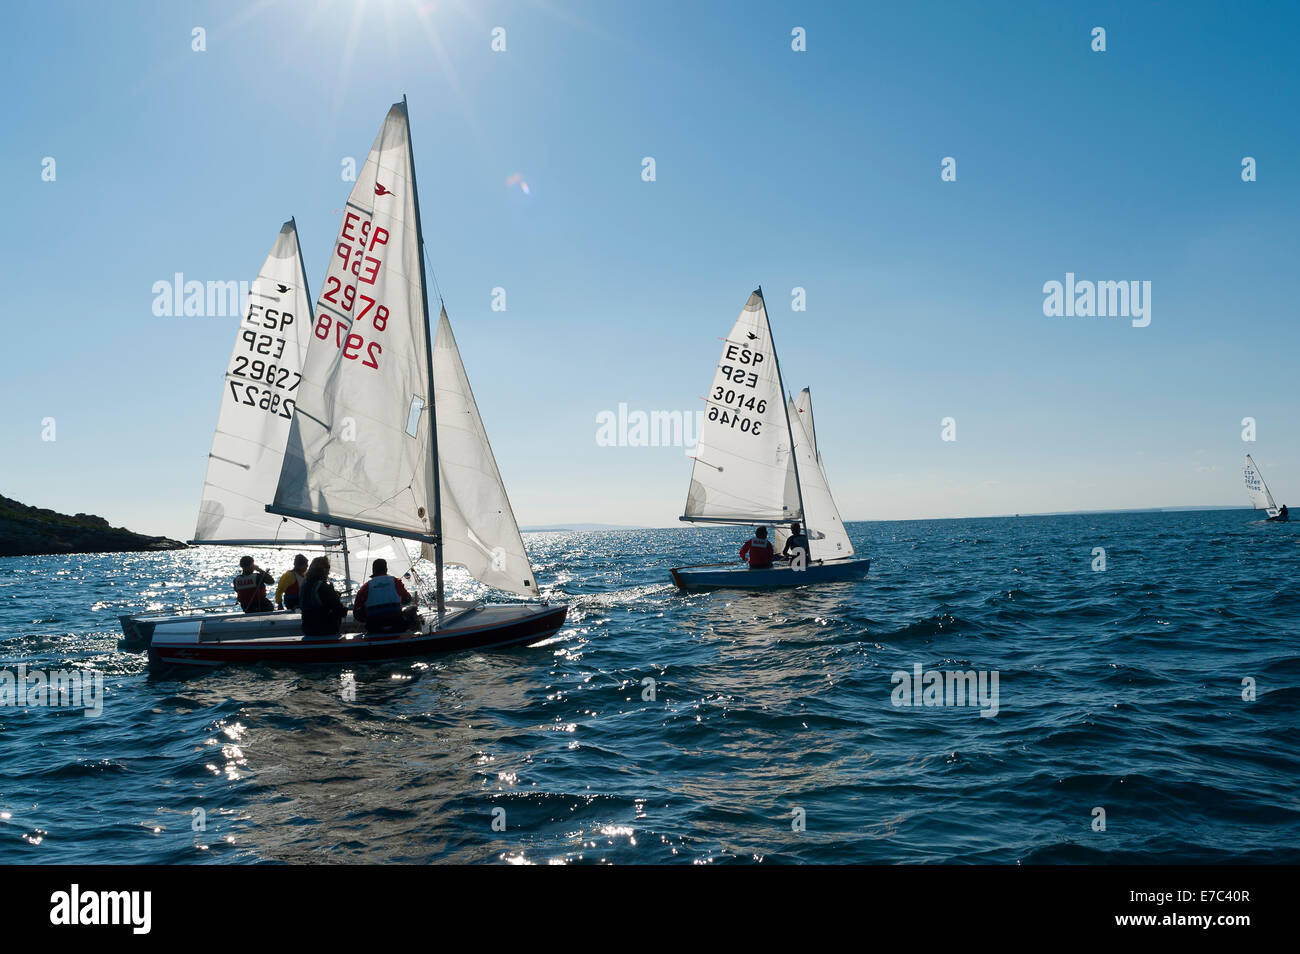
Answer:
[145,99,565,667]
[669,288,871,590]
[1244,454,1289,521]
[119,220,411,648]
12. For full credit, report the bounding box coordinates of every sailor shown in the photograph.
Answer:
[353,558,416,633]
[275,554,309,610]
[740,527,775,569]
[232,556,275,613]
[1279,504,1289,521]
[781,522,810,563]
[299,556,348,636]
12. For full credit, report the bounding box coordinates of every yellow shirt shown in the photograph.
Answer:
[275,570,304,608]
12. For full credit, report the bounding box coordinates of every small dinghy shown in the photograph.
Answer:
[145,602,567,668]
[136,99,566,667]
[117,218,414,647]
[670,289,871,591]
[1244,455,1289,521]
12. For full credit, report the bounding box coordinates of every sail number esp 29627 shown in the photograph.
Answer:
[228,300,301,420]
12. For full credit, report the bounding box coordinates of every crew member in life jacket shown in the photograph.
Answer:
[300,556,348,636]
[275,554,309,610]
[1278,504,1290,521]
[353,558,417,633]
[781,522,810,563]
[233,556,275,613]
[740,527,775,569]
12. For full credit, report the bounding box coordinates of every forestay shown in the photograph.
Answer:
[774,388,855,561]
[272,102,439,542]
[417,310,538,598]
[682,290,801,525]
[194,220,326,544]
[1244,454,1278,516]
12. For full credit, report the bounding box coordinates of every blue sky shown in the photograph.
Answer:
[3,0,1297,538]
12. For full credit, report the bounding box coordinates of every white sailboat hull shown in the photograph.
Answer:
[137,601,567,668]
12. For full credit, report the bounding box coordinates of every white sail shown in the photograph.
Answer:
[793,387,817,461]
[193,220,327,544]
[682,289,801,525]
[417,309,538,598]
[272,102,438,542]
[1244,454,1278,515]
[343,532,414,590]
[774,389,855,561]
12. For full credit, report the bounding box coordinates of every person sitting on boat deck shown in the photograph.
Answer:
[353,558,417,633]
[300,556,348,637]
[1280,504,1290,521]
[233,556,275,613]
[781,522,810,563]
[740,527,775,569]
[275,553,309,610]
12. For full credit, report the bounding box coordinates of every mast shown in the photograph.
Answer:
[758,285,806,532]
[340,531,353,598]
[403,95,446,614]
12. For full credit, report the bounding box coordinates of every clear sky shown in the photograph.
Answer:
[3,0,1297,538]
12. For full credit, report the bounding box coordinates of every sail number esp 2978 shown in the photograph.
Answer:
[312,209,391,372]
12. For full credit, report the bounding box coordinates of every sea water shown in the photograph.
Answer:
[0,509,1296,863]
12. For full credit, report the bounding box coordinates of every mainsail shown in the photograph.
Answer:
[418,309,538,598]
[1244,454,1278,516]
[269,98,545,609]
[682,289,802,525]
[193,219,329,545]
[774,388,855,561]
[271,101,439,544]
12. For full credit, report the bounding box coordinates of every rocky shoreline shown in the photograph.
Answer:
[0,494,187,558]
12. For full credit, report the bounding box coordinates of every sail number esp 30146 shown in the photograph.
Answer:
[710,342,769,435]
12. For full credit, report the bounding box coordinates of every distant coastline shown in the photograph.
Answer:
[0,494,187,558]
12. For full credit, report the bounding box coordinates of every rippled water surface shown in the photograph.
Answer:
[1,510,1297,863]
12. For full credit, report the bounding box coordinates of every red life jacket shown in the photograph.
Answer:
[233,571,268,610]
[740,537,774,568]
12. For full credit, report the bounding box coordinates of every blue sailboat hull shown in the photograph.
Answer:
[670,557,871,591]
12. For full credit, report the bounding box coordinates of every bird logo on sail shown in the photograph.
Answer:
[276,283,290,294]
[374,182,396,197]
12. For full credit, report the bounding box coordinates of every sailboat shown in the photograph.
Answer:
[1244,454,1289,521]
[118,220,414,649]
[669,288,872,590]
[145,99,566,668]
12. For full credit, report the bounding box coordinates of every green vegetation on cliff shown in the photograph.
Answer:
[0,494,187,557]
